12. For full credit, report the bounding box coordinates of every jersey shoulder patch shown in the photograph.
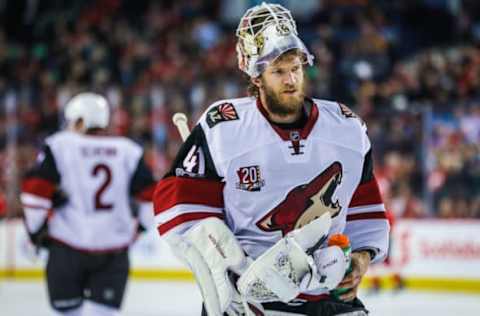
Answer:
[337,102,365,126]
[338,102,357,119]
[206,102,239,128]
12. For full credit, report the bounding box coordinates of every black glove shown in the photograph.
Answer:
[29,221,50,249]
[52,190,68,209]
[137,223,147,234]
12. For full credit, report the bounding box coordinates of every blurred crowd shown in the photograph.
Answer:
[0,0,479,219]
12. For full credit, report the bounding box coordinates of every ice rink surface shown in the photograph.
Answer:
[1,280,479,316]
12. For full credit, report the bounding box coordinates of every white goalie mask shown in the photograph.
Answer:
[236,2,314,78]
[64,92,110,130]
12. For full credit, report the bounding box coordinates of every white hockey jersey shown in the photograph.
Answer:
[154,96,389,279]
[22,131,156,252]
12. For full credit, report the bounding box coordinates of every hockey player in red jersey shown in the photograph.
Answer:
[154,3,389,315]
[21,93,156,316]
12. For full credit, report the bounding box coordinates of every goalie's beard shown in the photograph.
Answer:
[261,76,306,117]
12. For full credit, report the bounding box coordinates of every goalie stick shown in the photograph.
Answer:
[172,112,191,141]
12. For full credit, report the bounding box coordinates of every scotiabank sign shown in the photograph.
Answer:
[420,240,480,259]
[390,220,480,278]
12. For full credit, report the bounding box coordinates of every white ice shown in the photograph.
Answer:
[1,280,479,316]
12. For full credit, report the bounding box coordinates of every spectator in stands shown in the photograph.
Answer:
[0,0,479,219]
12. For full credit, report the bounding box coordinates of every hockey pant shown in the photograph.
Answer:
[201,297,368,316]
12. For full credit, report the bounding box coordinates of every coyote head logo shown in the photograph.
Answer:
[257,162,343,236]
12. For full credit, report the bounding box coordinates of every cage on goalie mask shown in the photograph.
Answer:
[64,93,110,130]
[236,2,314,78]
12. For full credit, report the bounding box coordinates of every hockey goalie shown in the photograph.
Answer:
[154,2,389,315]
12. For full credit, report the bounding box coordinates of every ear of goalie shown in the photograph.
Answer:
[237,213,348,303]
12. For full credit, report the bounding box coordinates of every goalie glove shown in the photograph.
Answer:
[28,220,50,249]
[51,190,68,209]
[237,213,344,303]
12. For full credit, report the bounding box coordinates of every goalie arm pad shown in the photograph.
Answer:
[163,218,248,315]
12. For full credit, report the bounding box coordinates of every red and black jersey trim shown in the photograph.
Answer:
[24,145,61,184]
[157,212,224,235]
[22,144,61,200]
[48,237,130,254]
[359,149,374,184]
[347,148,385,221]
[348,177,383,208]
[347,211,387,221]
[22,177,56,199]
[348,173,386,222]
[348,149,383,208]
[134,184,156,202]
[153,176,224,215]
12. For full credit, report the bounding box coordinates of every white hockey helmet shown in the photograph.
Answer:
[64,92,110,130]
[236,2,314,78]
